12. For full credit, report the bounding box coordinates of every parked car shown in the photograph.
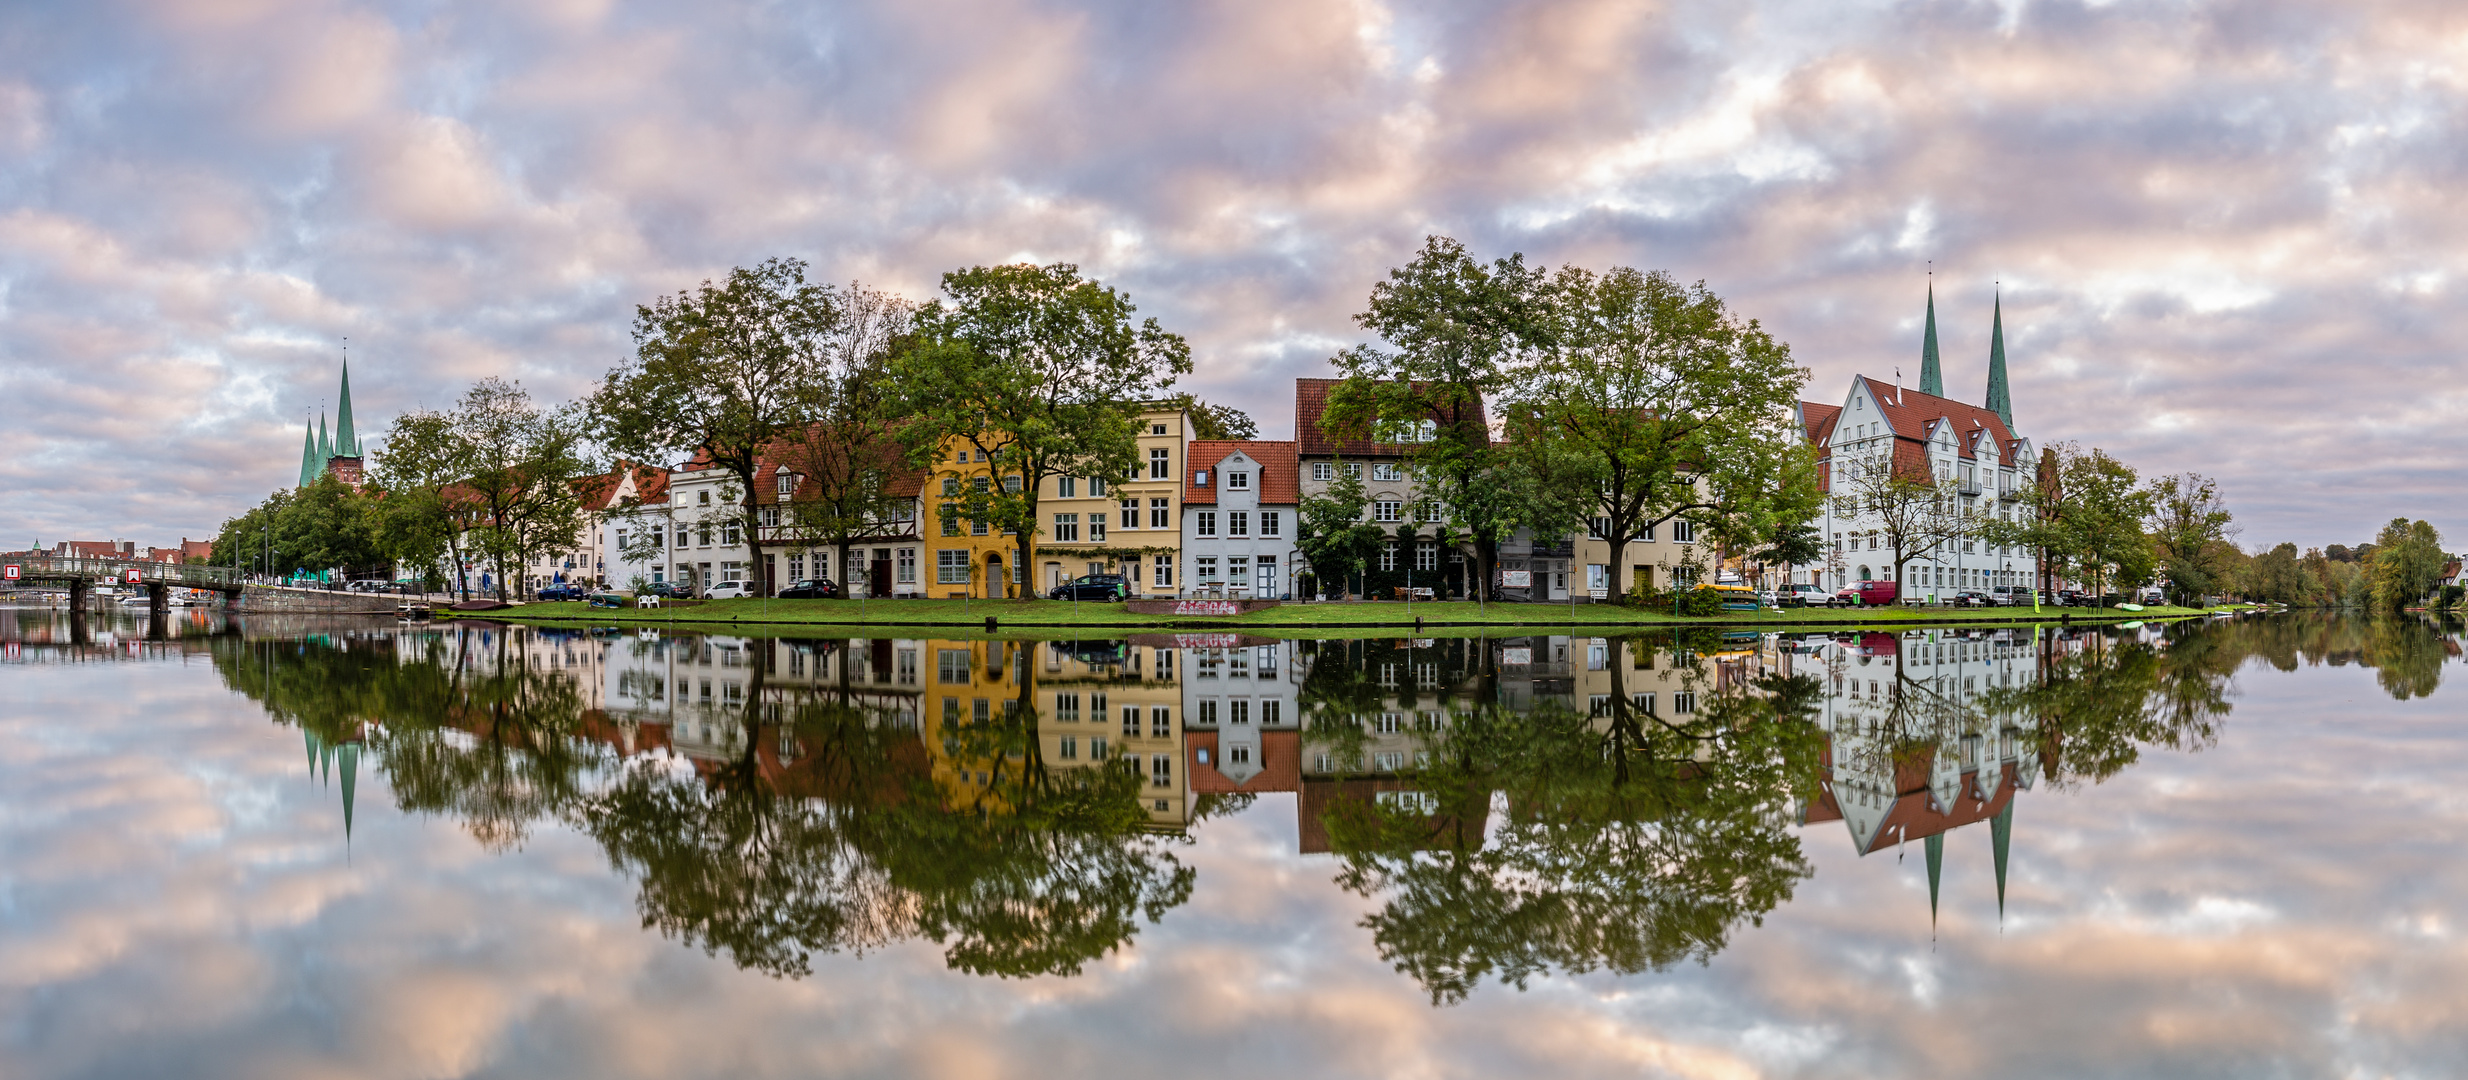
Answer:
[776,578,840,600]
[704,580,754,600]
[1831,579,1900,607]
[638,581,696,600]
[535,583,588,601]
[1988,585,2037,606]
[1775,583,1832,608]
[1950,590,1992,608]
[1050,574,1129,602]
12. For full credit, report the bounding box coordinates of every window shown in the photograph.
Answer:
[1588,517,1608,540]
[720,561,743,581]
[941,477,959,497]
[1228,556,1248,584]
[1149,498,1171,529]
[1260,511,1281,537]
[1230,699,1250,725]
[723,524,742,546]
[1152,707,1172,737]
[1416,541,1438,572]
[1090,737,1108,761]
[1056,692,1080,721]
[1261,699,1281,725]
[777,472,796,495]
[1372,463,1401,481]
[675,524,689,547]
[1672,691,1697,715]
[1151,422,1168,435]
[1199,699,1218,724]
[1192,469,1209,488]
[1227,471,1249,490]
[1088,476,1106,497]
[788,552,805,580]
[1196,511,1217,537]
[1344,463,1362,479]
[1672,519,1694,543]
[698,525,713,547]
[1228,745,1252,765]
[1154,554,1174,586]
[937,550,969,584]
[1150,448,1171,479]
[1058,476,1076,498]
[937,649,969,684]
[1121,499,1141,528]
[1373,501,1401,523]
[1151,755,1172,787]
[1054,513,1080,542]
[970,516,987,536]
[1379,542,1398,571]
[1228,511,1248,537]
[1197,557,1220,581]
[897,548,916,583]
[1089,518,1105,541]
[1312,462,1334,481]
[1059,736,1078,760]
[1122,706,1139,736]
[1638,522,1654,542]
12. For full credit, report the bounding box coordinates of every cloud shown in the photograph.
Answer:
[0,0,2459,548]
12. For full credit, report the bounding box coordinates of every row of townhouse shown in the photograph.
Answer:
[551,379,1713,601]
[546,313,2039,602]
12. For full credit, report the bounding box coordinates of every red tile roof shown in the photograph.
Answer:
[1293,377,1491,458]
[1185,729,1302,794]
[1798,401,1842,448]
[1856,377,2023,467]
[1183,440,1299,506]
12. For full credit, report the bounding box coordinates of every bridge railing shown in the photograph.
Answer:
[5,554,247,589]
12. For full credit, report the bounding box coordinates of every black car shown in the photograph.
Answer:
[1050,574,1128,602]
[777,578,840,600]
[639,581,696,600]
[535,583,588,601]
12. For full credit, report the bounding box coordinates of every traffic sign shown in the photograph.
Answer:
[124,569,144,583]
[2,564,18,581]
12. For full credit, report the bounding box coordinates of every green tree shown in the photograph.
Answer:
[595,258,849,598]
[370,408,480,597]
[1838,451,1967,598]
[1506,266,1814,602]
[2143,472,2237,606]
[763,283,920,595]
[1325,237,1552,602]
[2368,518,2446,610]
[1983,444,2153,602]
[884,262,1191,598]
[1294,461,1387,599]
[1167,393,1259,441]
[455,378,593,600]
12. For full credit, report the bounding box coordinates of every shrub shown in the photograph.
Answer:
[1673,586,1723,618]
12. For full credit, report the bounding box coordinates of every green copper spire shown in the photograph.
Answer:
[1925,831,1944,931]
[1919,281,1944,398]
[1992,798,2013,918]
[298,418,320,488]
[317,411,332,465]
[1986,292,2013,429]
[335,358,360,457]
[339,742,358,842]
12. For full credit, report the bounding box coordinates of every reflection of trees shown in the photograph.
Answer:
[1320,669,1827,1005]
[212,629,1193,981]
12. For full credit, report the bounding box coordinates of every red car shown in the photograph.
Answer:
[1830,580,1900,607]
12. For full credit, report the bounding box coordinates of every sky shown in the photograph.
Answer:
[1,0,2461,551]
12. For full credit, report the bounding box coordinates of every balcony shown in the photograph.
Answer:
[1957,477,1983,498]
[1999,486,2022,502]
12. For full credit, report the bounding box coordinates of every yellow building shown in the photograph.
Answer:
[922,407,1195,600]
[919,433,1026,599]
[915,636,1189,825]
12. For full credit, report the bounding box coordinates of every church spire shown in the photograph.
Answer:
[1992,798,2014,919]
[1926,831,1944,933]
[298,417,319,488]
[1986,291,2013,428]
[335,355,360,457]
[317,410,332,464]
[1919,279,1944,397]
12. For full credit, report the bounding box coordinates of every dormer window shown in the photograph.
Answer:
[1194,469,1210,487]
[1227,471,1250,490]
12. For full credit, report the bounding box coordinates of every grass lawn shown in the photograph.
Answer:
[482,595,2235,637]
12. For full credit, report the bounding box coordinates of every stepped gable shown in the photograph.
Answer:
[1183,440,1298,506]
[1293,377,1490,458]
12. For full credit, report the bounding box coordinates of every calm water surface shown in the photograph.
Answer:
[3,606,2464,1079]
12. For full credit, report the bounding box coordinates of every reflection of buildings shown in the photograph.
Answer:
[1182,637,1303,798]
[1781,628,2072,917]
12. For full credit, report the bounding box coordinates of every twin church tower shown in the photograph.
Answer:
[296,360,366,488]
[1919,281,2016,429]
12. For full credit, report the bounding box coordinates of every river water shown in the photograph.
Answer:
[2,607,2463,1079]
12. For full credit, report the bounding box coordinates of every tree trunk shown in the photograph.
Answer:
[741,480,767,599]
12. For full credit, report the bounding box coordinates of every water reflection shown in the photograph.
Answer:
[9,607,2460,1006]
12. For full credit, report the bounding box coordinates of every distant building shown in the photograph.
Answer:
[296,358,365,489]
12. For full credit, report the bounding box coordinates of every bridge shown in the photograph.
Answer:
[3,554,246,615]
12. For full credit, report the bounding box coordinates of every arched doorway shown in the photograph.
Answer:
[985,554,1005,599]
[1857,564,1872,581]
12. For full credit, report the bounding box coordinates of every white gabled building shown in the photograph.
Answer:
[1180,440,1301,599]
[1796,292,2041,598]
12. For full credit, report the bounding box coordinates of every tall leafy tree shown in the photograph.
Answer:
[1506,266,1814,602]
[2144,472,2238,606]
[1838,450,1968,595]
[595,258,847,598]
[370,408,480,597]
[884,262,1191,598]
[1325,236,1552,602]
[764,283,920,593]
[2368,517,2445,610]
[456,378,593,600]
[1294,462,1388,599]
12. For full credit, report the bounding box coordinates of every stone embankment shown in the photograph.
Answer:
[229,585,405,614]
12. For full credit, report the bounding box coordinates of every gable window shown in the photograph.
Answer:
[776,472,796,495]
[1227,471,1250,490]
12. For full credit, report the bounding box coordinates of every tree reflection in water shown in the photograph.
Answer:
[212,626,1191,980]
[200,614,2456,1000]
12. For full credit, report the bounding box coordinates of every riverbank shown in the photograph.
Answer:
[479,596,2247,635]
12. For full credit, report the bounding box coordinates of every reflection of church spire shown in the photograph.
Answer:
[339,742,358,843]
[1925,831,1944,934]
[1991,798,2013,919]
